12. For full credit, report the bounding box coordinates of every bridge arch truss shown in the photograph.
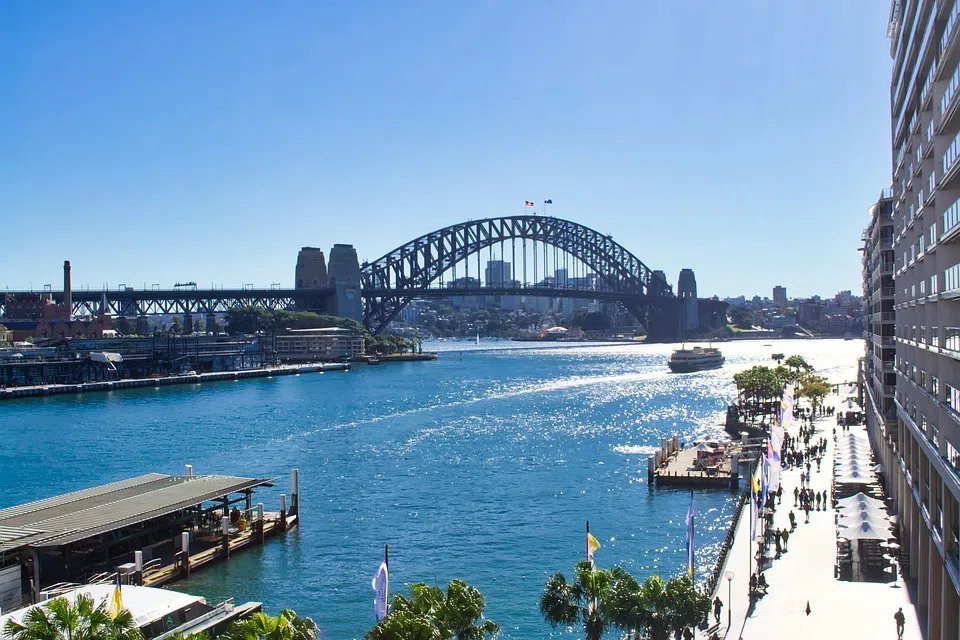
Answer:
[360,215,674,334]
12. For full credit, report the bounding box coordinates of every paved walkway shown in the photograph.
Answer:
[710,384,923,640]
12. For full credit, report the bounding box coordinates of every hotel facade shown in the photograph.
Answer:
[864,2,960,637]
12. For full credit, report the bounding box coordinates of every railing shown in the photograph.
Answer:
[943,0,960,57]
[141,558,163,577]
[944,131,960,177]
[944,197,960,241]
[704,488,750,596]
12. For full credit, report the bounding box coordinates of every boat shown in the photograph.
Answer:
[0,583,261,639]
[667,346,725,373]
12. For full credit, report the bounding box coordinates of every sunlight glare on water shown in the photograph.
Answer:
[0,338,861,639]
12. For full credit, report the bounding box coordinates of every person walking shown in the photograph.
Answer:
[713,596,723,624]
[794,486,800,506]
[781,527,789,551]
[894,607,905,638]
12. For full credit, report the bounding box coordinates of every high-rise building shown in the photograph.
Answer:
[772,285,787,306]
[879,3,960,636]
[862,191,897,482]
[484,260,512,286]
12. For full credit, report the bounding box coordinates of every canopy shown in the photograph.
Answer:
[836,492,886,509]
[838,502,888,520]
[834,470,878,485]
[838,509,889,529]
[838,519,891,541]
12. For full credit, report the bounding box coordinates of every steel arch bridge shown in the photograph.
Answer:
[360,215,678,337]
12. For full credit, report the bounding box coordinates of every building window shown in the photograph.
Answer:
[932,275,939,295]
[946,263,960,292]
[948,441,960,474]
[948,384,960,413]
[945,196,960,238]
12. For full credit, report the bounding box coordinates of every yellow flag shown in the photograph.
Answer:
[587,532,600,559]
[107,584,123,618]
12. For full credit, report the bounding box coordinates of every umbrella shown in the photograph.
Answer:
[838,519,891,541]
[838,502,887,520]
[836,491,885,509]
[834,470,879,485]
[837,509,889,529]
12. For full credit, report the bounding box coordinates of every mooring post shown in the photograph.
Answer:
[279,493,287,532]
[290,468,300,517]
[134,550,143,586]
[647,456,655,484]
[221,516,231,559]
[257,503,265,543]
[181,531,191,578]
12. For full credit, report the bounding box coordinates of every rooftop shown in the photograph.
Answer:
[0,473,272,552]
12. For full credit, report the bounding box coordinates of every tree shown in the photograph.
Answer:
[366,580,499,640]
[799,374,831,416]
[221,610,317,640]
[732,366,790,422]
[770,353,784,365]
[3,593,142,640]
[783,355,812,374]
[662,576,709,639]
[541,560,615,640]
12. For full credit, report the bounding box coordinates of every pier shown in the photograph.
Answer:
[0,468,300,608]
[0,361,349,401]
[649,434,743,488]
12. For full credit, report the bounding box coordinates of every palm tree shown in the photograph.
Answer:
[366,580,499,640]
[540,561,614,640]
[771,353,784,365]
[221,610,317,640]
[605,567,648,639]
[662,575,709,639]
[3,593,142,640]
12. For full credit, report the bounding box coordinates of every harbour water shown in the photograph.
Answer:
[0,338,861,639]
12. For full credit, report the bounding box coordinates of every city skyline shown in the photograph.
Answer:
[1,3,890,298]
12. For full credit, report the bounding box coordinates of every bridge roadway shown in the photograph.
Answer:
[0,287,334,317]
[1,284,642,318]
[361,285,657,304]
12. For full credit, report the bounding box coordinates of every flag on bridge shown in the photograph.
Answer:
[544,199,553,204]
[525,201,535,207]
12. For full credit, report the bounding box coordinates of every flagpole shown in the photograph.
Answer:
[585,520,590,564]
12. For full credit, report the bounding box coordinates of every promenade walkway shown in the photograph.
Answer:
[711,385,923,640]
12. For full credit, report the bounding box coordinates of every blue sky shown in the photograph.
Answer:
[1,2,891,298]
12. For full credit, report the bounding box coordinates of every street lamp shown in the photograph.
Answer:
[725,570,735,630]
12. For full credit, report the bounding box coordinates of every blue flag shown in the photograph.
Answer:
[685,491,695,577]
[544,199,553,204]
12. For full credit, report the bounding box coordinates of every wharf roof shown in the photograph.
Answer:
[0,473,272,552]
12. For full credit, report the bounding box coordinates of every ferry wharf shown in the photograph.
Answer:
[649,434,758,489]
[0,467,300,609]
[0,362,350,401]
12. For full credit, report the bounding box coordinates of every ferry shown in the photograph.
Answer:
[0,583,261,639]
[667,346,725,373]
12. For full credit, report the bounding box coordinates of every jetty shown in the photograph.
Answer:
[649,434,751,488]
[0,467,300,608]
[0,362,350,401]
